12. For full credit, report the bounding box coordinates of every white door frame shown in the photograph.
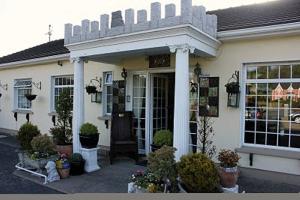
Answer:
[127,68,175,155]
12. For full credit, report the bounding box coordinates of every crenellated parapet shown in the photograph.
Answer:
[64,0,218,45]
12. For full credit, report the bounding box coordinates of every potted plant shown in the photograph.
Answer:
[79,123,99,149]
[147,146,178,192]
[225,82,240,94]
[177,153,220,193]
[130,170,162,193]
[56,154,70,179]
[85,85,97,94]
[50,88,73,158]
[217,149,240,188]
[69,153,85,176]
[151,130,173,152]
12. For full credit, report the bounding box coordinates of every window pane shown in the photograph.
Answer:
[246,83,256,95]
[244,132,254,144]
[257,96,267,107]
[268,65,279,79]
[247,66,256,79]
[256,133,266,144]
[266,134,277,146]
[245,120,255,131]
[257,83,267,95]
[246,96,256,107]
[278,134,289,147]
[256,120,266,132]
[292,65,300,78]
[280,65,291,79]
[290,136,300,148]
[257,66,268,79]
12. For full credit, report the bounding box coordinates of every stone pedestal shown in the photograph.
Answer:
[80,147,100,172]
[222,185,239,193]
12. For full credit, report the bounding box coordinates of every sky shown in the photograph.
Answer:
[0,0,276,57]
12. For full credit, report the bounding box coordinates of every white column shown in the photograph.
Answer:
[170,44,195,161]
[72,57,85,153]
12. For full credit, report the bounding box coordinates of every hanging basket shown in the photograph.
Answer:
[225,82,240,94]
[85,85,97,94]
[25,94,37,101]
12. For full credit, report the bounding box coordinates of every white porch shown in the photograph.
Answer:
[65,0,220,161]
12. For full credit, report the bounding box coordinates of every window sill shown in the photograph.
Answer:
[236,146,300,160]
[12,109,33,114]
[97,115,111,120]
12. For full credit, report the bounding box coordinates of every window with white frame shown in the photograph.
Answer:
[244,63,300,150]
[103,72,113,115]
[52,75,74,111]
[14,79,32,110]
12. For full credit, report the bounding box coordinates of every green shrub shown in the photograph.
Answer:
[50,127,72,145]
[153,130,173,146]
[177,153,220,193]
[17,123,41,151]
[70,153,84,162]
[80,123,99,136]
[30,134,56,159]
[147,146,177,192]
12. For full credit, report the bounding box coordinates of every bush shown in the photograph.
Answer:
[153,130,173,146]
[50,127,72,145]
[17,123,41,151]
[70,153,84,163]
[147,146,177,192]
[177,153,220,193]
[218,149,240,168]
[80,123,99,136]
[30,134,56,159]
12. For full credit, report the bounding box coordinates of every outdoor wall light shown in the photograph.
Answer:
[121,68,128,80]
[57,60,63,67]
[194,62,202,77]
[225,71,240,108]
[91,92,102,103]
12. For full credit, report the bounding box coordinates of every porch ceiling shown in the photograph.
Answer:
[66,25,221,63]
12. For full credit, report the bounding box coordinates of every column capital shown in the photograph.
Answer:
[70,57,88,63]
[169,44,195,54]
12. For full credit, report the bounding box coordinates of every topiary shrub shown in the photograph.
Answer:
[30,134,56,159]
[80,123,99,136]
[70,153,84,163]
[177,153,220,193]
[153,130,173,146]
[147,146,177,192]
[17,123,41,151]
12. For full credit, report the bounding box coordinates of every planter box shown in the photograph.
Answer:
[55,144,73,158]
[79,134,99,149]
[18,151,58,173]
[219,166,239,188]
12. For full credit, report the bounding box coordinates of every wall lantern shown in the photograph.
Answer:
[225,71,240,108]
[191,62,202,93]
[121,68,128,80]
[86,77,102,95]
[91,92,102,103]
[32,81,42,90]
[0,81,8,91]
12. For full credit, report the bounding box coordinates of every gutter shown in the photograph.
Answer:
[0,53,70,69]
[217,22,300,41]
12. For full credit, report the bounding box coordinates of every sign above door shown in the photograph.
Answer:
[149,54,170,68]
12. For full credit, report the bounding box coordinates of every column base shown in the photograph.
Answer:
[80,147,100,173]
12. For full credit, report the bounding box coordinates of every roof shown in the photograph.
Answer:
[0,0,299,64]
[208,0,300,31]
[0,39,69,65]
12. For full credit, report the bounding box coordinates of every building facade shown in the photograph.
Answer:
[1,0,300,175]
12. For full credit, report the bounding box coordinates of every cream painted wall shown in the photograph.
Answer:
[0,60,123,148]
[190,35,300,175]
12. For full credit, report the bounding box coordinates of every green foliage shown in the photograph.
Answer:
[80,123,99,136]
[50,127,72,145]
[153,130,173,146]
[177,153,220,193]
[51,88,72,145]
[147,146,177,192]
[17,123,41,151]
[70,153,84,162]
[218,149,240,168]
[30,134,56,159]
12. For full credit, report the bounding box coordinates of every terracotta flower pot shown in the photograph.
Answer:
[55,144,73,158]
[57,168,70,179]
[218,166,239,188]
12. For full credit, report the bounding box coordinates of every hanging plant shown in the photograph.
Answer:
[25,94,37,101]
[85,85,97,94]
[225,82,240,94]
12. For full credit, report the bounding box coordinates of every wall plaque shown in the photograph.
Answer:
[149,54,170,68]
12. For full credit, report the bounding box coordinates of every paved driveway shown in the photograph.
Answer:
[0,135,60,194]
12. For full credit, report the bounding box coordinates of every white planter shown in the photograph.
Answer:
[222,185,239,193]
[80,147,100,172]
[128,182,135,193]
